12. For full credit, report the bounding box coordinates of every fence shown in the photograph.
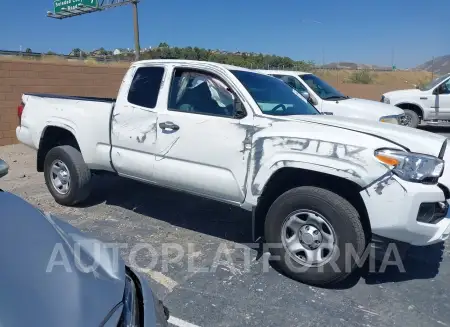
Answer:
[1,49,406,72]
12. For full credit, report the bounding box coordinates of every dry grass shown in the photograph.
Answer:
[2,56,433,88]
[314,69,432,88]
[0,55,132,68]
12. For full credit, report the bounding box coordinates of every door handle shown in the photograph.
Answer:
[159,121,180,131]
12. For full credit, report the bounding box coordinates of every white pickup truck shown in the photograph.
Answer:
[382,73,450,128]
[256,69,406,124]
[16,59,450,286]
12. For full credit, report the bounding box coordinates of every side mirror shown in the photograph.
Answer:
[0,159,9,178]
[300,91,318,106]
[300,90,310,100]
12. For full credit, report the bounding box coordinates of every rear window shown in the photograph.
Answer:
[128,67,165,108]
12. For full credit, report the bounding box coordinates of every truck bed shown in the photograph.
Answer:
[24,93,116,104]
[18,92,116,172]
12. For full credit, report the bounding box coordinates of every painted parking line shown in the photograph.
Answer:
[136,268,179,292]
[169,316,201,327]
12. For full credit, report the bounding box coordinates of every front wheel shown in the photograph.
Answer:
[44,145,91,206]
[403,109,420,128]
[264,186,367,286]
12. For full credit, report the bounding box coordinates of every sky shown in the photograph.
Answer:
[0,0,448,68]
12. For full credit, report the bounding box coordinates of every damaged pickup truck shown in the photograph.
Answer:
[16,59,450,286]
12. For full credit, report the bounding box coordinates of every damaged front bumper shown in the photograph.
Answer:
[361,174,450,246]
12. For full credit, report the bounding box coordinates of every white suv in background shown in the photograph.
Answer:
[382,73,450,128]
[257,70,405,125]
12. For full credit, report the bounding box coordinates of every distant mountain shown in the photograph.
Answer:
[416,55,450,75]
[322,62,391,70]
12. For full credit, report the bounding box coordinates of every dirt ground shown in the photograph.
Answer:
[1,143,450,327]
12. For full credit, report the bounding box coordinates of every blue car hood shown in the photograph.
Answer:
[0,191,125,327]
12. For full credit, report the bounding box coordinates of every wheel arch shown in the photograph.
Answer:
[395,102,424,119]
[37,125,81,172]
[252,166,371,242]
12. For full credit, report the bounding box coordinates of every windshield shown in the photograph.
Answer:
[300,74,348,100]
[230,70,319,116]
[421,75,450,91]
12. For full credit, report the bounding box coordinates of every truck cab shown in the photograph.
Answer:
[257,70,405,125]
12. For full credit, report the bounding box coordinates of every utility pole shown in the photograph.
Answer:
[391,47,395,70]
[132,0,141,61]
[431,56,435,80]
[322,48,325,67]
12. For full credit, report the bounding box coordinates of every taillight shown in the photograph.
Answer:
[18,102,24,124]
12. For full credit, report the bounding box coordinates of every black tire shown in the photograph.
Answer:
[44,145,91,206]
[264,186,367,286]
[403,109,420,128]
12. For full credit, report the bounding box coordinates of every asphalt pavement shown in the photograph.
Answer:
[1,141,449,327]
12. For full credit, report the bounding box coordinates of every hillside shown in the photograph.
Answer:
[416,55,450,75]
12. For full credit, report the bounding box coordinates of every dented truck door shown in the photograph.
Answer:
[110,65,166,181]
[151,67,254,204]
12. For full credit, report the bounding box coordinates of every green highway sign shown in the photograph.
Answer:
[54,0,99,14]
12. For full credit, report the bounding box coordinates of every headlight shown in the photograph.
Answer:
[375,149,444,182]
[381,96,390,104]
[120,273,140,327]
[379,115,400,124]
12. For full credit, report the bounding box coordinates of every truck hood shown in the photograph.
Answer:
[0,191,125,327]
[335,98,404,119]
[282,114,446,157]
[383,88,422,97]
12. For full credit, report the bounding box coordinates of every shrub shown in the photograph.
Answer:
[345,70,375,84]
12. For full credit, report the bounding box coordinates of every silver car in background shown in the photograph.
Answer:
[0,159,169,327]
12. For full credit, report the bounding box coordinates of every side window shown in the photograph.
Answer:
[272,74,307,93]
[128,66,165,109]
[443,78,450,94]
[168,68,242,118]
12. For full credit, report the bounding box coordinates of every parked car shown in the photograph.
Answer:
[256,69,406,124]
[0,159,169,327]
[382,73,450,128]
[16,59,450,286]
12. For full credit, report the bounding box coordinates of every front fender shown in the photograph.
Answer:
[244,138,389,207]
[393,101,425,113]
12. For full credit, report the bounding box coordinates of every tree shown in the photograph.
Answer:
[71,48,82,57]
[25,48,32,53]
[103,42,315,71]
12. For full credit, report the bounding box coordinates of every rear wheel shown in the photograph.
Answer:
[44,145,91,206]
[264,186,367,286]
[403,109,420,128]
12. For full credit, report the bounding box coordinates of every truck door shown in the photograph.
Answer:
[151,67,253,204]
[110,65,165,181]
[432,77,450,119]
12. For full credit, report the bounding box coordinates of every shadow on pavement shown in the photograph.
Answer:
[80,174,254,244]
[81,174,445,288]
[419,125,450,135]
[363,242,444,285]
